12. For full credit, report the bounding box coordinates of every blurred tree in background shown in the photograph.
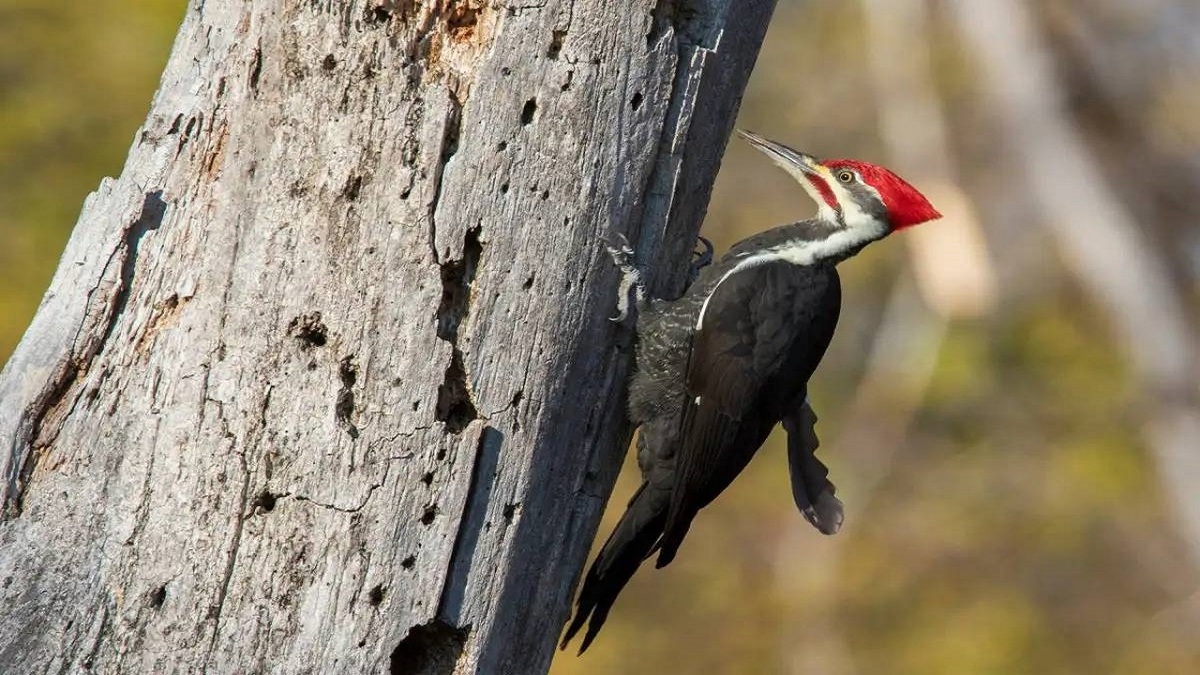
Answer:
[0,0,182,356]
[2,1,1198,674]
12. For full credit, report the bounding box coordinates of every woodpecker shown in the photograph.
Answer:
[561,131,942,653]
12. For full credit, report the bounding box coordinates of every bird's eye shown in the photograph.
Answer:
[837,170,855,183]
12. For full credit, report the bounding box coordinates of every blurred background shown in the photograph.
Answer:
[2,1,1198,673]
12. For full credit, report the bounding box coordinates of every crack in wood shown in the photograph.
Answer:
[287,438,417,514]
[435,226,482,434]
[437,425,503,624]
[1,363,77,520]
[106,191,168,351]
[79,602,111,671]
[426,88,463,265]
[123,417,163,550]
[2,191,168,520]
[204,446,251,665]
[248,43,263,94]
[336,355,360,438]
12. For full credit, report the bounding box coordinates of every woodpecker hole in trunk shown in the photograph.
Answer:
[389,620,469,675]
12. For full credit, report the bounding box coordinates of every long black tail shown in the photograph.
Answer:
[560,482,669,653]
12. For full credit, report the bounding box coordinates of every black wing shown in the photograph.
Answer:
[656,260,839,565]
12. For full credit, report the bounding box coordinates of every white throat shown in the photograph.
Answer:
[694,217,887,331]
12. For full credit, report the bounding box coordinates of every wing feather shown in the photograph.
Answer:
[658,262,816,564]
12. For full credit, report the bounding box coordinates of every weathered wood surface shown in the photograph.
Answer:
[0,0,775,672]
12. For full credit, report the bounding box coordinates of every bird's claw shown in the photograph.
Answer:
[693,236,714,267]
[688,235,715,285]
[604,231,643,323]
[604,232,636,266]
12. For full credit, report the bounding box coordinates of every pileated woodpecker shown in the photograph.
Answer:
[561,131,942,653]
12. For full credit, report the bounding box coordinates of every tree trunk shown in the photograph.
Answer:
[0,1,774,673]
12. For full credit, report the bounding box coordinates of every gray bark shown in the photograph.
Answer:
[0,1,775,673]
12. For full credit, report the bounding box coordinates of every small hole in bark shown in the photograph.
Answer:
[502,503,518,522]
[548,29,566,59]
[322,54,337,71]
[342,175,364,201]
[289,312,327,348]
[540,189,550,200]
[370,3,392,23]
[522,274,534,290]
[631,92,644,110]
[149,585,167,609]
[520,98,537,125]
[500,182,509,194]
[401,554,417,569]
[497,140,507,152]
[420,505,437,525]
[368,584,386,606]
[421,471,434,486]
[253,490,278,513]
[249,48,262,92]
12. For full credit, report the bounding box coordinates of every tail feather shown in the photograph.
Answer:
[561,482,668,653]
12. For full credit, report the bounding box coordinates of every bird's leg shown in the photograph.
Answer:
[606,233,713,321]
[781,396,844,535]
[604,231,644,323]
[688,236,715,286]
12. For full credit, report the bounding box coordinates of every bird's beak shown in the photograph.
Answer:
[736,129,824,178]
[737,129,841,221]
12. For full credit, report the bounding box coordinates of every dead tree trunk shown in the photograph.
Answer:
[0,1,774,672]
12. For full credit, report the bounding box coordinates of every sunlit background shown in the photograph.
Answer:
[2,1,1199,673]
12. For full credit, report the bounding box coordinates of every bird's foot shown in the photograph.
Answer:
[605,231,644,323]
[688,236,714,285]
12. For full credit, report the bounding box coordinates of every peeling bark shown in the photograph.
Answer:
[0,0,775,673]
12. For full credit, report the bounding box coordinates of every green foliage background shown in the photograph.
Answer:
[2,2,1197,673]
[0,0,181,356]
